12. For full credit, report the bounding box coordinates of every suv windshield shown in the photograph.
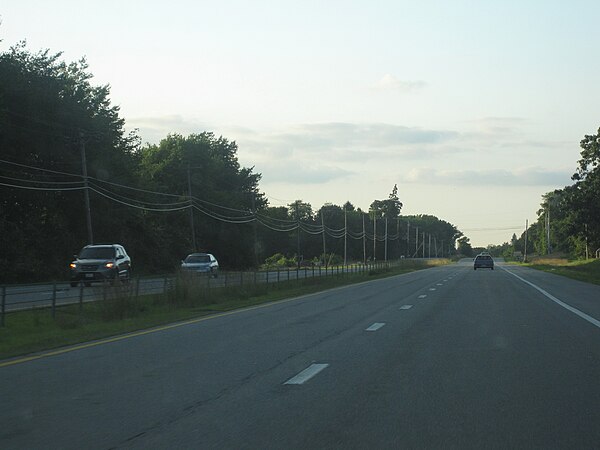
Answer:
[79,247,115,259]
[186,255,210,263]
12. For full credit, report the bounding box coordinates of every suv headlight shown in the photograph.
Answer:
[105,262,115,268]
[69,263,77,269]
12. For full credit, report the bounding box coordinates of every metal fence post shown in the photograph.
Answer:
[51,283,57,319]
[79,283,84,314]
[1,286,5,327]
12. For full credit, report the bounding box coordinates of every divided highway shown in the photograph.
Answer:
[2,259,600,449]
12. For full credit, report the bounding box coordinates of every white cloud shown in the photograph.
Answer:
[402,167,573,187]
[260,161,354,185]
[374,74,427,92]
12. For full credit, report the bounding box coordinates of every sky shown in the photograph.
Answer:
[2,0,599,247]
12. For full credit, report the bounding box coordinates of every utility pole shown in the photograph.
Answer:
[585,223,589,260]
[80,131,93,244]
[441,240,444,258]
[321,211,327,266]
[362,213,366,264]
[373,214,377,261]
[344,207,348,266]
[251,192,258,267]
[296,202,300,268]
[396,218,400,260]
[428,234,431,258]
[187,165,196,251]
[415,226,419,257]
[384,218,388,262]
[422,232,425,258]
[547,206,552,255]
[407,221,410,258]
[524,219,528,263]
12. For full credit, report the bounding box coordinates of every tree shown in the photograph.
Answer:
[457,236,473,257]
[370,184,403,219]
[137,133,265,269]
[0,42,139,281]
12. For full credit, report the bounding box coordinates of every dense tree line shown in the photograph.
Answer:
[485,128,600,260]
[0,43,464,283]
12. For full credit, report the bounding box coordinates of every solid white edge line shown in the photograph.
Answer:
[284,363,329,385]
[365,322,386,331]
[502,267,600,329]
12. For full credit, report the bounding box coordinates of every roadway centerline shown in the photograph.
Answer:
[365,323,386,332]
[284,363,329,385]
[502,267,600,330]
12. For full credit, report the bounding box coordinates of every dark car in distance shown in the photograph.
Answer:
[474,254,494,270]
[70,244,132,286]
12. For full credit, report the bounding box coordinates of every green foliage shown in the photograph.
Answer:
[0,40,467,283]
[525,127,600,259]
[457,236,473,257]
[262,253,297,268]
[370,184,403,219]
[0,42,140,282]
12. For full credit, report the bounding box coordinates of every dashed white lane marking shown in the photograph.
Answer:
[418,294,427,299]
[284,364,329,385]
[502,268,600,330]
[436,283,443,286]
[365,322,386,332]
[429,288,437,291]
[399,305,413,310]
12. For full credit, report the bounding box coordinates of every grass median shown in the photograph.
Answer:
[0,259,450,360]
[514,257,600,285]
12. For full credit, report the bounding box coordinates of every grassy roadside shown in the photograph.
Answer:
[0,259,450,360]
[513,258,600,285]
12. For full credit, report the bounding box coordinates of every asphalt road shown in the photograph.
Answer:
[2,259,600,449]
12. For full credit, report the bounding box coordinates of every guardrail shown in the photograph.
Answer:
[0,261,393,326]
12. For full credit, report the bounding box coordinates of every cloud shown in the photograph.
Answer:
[126,115,210,144]
[402,167,573,187]
[260,161,354,185]
[374,74,427,92]
[237,122,459,163]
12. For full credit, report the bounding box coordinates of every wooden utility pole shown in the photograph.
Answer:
[80,131,93,244]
